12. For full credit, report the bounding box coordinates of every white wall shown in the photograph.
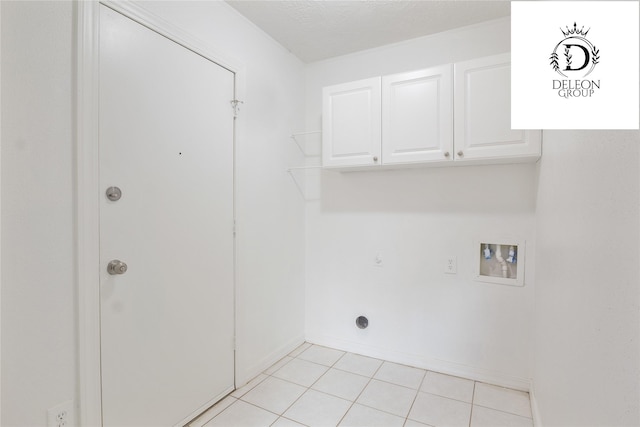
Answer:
[1,2,77,426]
[1,1,306,425]
[533,131,640,426]
[304,18,536,388]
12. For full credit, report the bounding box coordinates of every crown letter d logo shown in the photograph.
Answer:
[563,44,590,71]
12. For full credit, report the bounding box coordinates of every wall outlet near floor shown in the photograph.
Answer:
[445,256,457,274]
[47,400,74,427]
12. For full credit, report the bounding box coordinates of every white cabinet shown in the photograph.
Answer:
[382,65,453,165]
[322,77,381,167]
[322,54,540,170]
[454,53,540,162]
[322,67,451,168]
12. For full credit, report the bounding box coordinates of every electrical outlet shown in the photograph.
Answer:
[445,256,457,274]
[47,400,74,427]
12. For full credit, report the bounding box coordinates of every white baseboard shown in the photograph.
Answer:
[235,334,305,387]
[306,333,531,391]
[179,385,234,427]
[530,381,543,427]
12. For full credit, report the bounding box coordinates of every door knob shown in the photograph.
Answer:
[457,151,464,157]
[444,151,450,157]
[107,260,128,275]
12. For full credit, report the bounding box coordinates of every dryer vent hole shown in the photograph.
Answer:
[356,316,369,329]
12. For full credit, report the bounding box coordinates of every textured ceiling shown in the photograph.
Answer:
[225,1,511,63]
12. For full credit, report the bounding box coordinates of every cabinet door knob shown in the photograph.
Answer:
[444,152,450,157]
[457,151,464,157]
[373,156,378,162]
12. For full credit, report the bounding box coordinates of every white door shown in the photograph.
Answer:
[322,77,381,168]
[382,65,453,165]
[99,6,235,426]
[454,53,541,162]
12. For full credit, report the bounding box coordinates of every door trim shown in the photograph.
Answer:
[0,4,3,422]
[76,2,244,424]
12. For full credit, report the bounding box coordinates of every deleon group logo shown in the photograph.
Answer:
[549,23,601,98]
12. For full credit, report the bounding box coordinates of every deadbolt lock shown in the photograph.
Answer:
[106,186,122,201]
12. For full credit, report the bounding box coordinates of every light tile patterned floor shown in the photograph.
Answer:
[188,343,533,427]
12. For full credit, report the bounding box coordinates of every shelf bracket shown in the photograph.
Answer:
[290,131,321,156]
[286,166,322,200]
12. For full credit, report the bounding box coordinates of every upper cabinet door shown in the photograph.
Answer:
[382,65,453,165]
[454,53,541,162]
[323,77,382,167]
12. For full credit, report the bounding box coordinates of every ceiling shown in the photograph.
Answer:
[225,1,511,63]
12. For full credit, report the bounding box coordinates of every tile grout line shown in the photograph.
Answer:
[306,347,348,389]
[403,368,428,426]
[355,400,420,422]
[272,344,347,426]
[468,381,477,427]
[234,377,308,426]
[219,343,308,426]
[334,357,386,427]
[332,365,378,379]
[419,390,475,406]
[208,344,351,426]
[266,355,295,375]
[471,380,533,420]
[368,376,427,392]
[303,345,351,426]
[233,399,289,424]
[199,396,242,427]
[233,373,270,399]
[205,343,534,427]
[270,416,311,427]
[188,393,239,427]
[472,403,534,420]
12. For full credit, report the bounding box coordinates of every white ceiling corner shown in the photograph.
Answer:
[224,0,511,63]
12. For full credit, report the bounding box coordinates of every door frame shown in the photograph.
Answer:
[0,4,3,423]
[76,2,244,424]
